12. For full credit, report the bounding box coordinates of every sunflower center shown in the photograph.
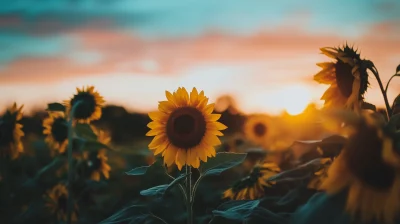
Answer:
[253,123,266,137]
[70,93,96,120]
[51,118,68,143]
[166,107,206,149]
[335,60,355,98]
[0,120,14,147]
[344,122,395,190]
[58,195,67,212]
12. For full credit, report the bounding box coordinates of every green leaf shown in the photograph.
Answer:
[362,102,376,111]
[268,158,326,183]
[164,173,188,195]
[125,166,150,176]
[199,152,247,176]
[80,139,113,151]
[99,204,149,224]
[46,103,66,112]
[212,200,260,221]
[140,185,168,197]
[74,123,97,141]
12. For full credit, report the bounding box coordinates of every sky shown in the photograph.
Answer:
[0,0,399,115]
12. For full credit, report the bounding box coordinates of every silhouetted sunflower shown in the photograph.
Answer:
[64,86,105,123]
[43,112,68,155]
[82,126,111,181]
[223,162,280,200]
[314,44,369,113]
[0,103,24,159]
[320,113,400,224]
[146,87,227,170]
[244,114,271,146]
[44,183,78,222]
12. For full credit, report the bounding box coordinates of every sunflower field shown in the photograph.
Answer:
[1,45,400,224]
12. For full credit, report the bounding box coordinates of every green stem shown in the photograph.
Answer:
[191,175,203,205]
[66,101,83,224]
[185,165,193,224]
[165,172,187,202]
[370,66,392,117]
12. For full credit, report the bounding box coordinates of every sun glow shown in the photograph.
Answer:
[280,85,313,115]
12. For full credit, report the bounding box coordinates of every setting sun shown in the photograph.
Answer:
[280,85,313,115]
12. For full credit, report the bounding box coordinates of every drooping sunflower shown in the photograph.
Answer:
[44,183,78,222]
[320,113,400,224]
[82,126,111,181]
[64,86,105,123]
[307,157,332,190]
[146,87,227,170]
[223,162,280,200]
[0,103,24,159]
[43,112,68,155]
[314,44,369,113]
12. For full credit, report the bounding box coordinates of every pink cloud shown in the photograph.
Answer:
[0,22,399,85]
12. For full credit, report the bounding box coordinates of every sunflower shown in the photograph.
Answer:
[320,113,400,224]
[0,103,24,159]
[64,86,105,123]
[244,114,270,146]
[307,157,332,190]
[44,183,78,222]
[223,162,280,200]
[146,87,227,170]
[314,44,369,113]
[43,112,69,155]
[81,126,111,181]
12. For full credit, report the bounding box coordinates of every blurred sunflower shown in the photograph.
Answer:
[244,114,270,146]
[307,157,332,190]
[44,183,78,222]
[320,113,400,224]
[43,112,68,155]
[223,162,280,200]
[146,87,227,170]
[0,103,24,159]
[64,86,105,123]
[82,126,111,181]
[314,44,369,113]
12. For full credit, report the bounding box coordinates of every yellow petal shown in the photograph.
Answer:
[154,143,168,155]
[147,121,164,129]
[206,114,221,122]
[207,122,227,130]
[146,128,164,136]
[164,144,178,166]
[158,101,176,113]
[204,103,214,114]
[148,134,167,149]
[175,149,187,170]
[148,112,168,122]
[203,134,221,146]
[165,91,176,105]
[190,88,199,106]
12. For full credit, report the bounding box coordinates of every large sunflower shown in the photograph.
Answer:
[146,87,227,170]
[223,162,280,200]
[44,183,78,222]
[320,113,400,224]
[314,44,369,113]
[0,103,24,159]
[43,112,68,155]
[64,86,105,123]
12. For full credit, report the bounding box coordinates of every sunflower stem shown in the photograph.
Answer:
[66,101,83,224]
[370,66,392,117]
[385,74,400,95]
[185,165,193,224]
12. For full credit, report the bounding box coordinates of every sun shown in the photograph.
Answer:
[281,85,312,115]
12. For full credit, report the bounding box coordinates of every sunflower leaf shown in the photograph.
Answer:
[46,102,66,112]
[79,139,113,151]
[212,199,260,221]
[125,166,149,176]
[74,123,98,141]
[362,102,376,111]
[268,158,324,183]
[164,173,188,195]
[140,184,168,197]
[199,152,247,176]
[99,204,149,224]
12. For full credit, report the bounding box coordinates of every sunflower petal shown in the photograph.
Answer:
[175,149,187,170]
[158,101,176,113]
[164,144,178,166]
[148,134,167,149]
